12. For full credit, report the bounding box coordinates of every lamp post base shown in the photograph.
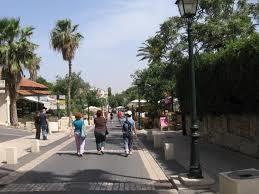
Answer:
[178,173,214,188]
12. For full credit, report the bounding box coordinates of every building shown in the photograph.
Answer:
[0,71,50,125]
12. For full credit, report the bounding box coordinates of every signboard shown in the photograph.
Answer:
[0,80,5,88]
[58,95,66,100]
[160,116,169,128]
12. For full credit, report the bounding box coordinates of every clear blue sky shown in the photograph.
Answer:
[0,0,177,93]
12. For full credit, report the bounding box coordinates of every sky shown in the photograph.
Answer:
[0,0,178,93]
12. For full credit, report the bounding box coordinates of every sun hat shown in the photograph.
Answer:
[126,110,132,115]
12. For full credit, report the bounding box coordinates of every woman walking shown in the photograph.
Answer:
[94,110,108,155]
[72,113,86,157]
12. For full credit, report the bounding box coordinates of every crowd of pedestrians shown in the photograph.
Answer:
[70,110,137,157]
[34,107,137,157]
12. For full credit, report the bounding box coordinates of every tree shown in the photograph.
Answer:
[25,54,41,81]
[0,18,36,126]
[36,76,54,91]
[50,19,84,123]
[52,72,90,113]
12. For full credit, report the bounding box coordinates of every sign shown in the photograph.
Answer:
[160,116,169,128]
[0,80,5,88]
[0,90,5,94]
[58,95,66,100]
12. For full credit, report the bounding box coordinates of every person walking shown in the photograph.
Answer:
[39,107,48,140]
[110,112,114,123]
[71,113,86,157]
[122,110,137,156]
[94,110,108,155]
[34,111,41,139]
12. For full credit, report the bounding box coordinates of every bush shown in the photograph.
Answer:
[176,33,259,115]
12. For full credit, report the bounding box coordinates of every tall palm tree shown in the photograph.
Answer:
[0,18,35,125]
[25,54,41,81]
[50,19,83,123]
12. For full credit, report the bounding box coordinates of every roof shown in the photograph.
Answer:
[17,90,50,96]
[19,77,48,89]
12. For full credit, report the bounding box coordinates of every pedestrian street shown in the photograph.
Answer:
[0,119,176,194]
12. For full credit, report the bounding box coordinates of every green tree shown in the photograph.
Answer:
[52,72,90,113]
[36,76,54,91]
[0,18,36,125]
[50,19,84,122]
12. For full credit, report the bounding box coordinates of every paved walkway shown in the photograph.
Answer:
[0,132,68,162]
[0,119,177,194]
[0,126,33,143]
[140,129,259,193]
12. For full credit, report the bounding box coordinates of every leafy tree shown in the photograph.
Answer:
[52,72,90,113]
[36,76,54,91]
[0,18,36,125]
[50,19,84,121]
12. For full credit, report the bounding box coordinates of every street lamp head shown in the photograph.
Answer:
[175,0,198,18]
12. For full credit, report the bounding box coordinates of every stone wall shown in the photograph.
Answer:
[185,114,259,158]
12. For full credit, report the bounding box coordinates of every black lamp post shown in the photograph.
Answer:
[136,79,142,130]
[175,0,202,179]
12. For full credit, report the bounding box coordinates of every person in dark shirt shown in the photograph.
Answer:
[34,111,41,139]
[94,110,108,155]
[39,107,48,140]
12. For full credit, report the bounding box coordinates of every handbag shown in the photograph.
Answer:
[80,120,87,139]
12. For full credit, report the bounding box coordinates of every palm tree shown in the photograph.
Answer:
[25,54,41,81]
[50,19,83,124]
[137,35,164,64]
[0,18,35,125]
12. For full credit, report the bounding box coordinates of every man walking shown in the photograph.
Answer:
[122,110,137,156]
[39,107,48,140]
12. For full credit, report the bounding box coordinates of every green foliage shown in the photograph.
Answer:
[0,17,37,125]
[50,19,84,62]
[36,76,54,91]
[52,72,91,113]
[176,33,259,115]
[133,0,257,117]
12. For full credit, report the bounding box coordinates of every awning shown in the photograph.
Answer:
[19,77,47,89]
[17,90,50,96]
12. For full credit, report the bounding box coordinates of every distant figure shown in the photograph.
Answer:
[118,111,122,119]
[34,111,41,139]
[94,110,108,155]
[39,107,48,140]
[110,112,114,123]
[122,110,137,156]
[72,113,86,157]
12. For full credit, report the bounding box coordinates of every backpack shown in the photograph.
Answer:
[122,120,133,135]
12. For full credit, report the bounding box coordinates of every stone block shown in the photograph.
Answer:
[219,169,259,194]
[0,147,6,162]
[25,121,34,129]
[60,119,69,131]
[164,143,174,160]
[153,133,163,149]
[6,147,17,164]
[147,131,152,142]
[31,140,40,153]
[48,122,59,132]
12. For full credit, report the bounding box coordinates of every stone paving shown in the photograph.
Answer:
[0,119,177,194]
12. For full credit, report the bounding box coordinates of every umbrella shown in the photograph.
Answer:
[127,99,147,108]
